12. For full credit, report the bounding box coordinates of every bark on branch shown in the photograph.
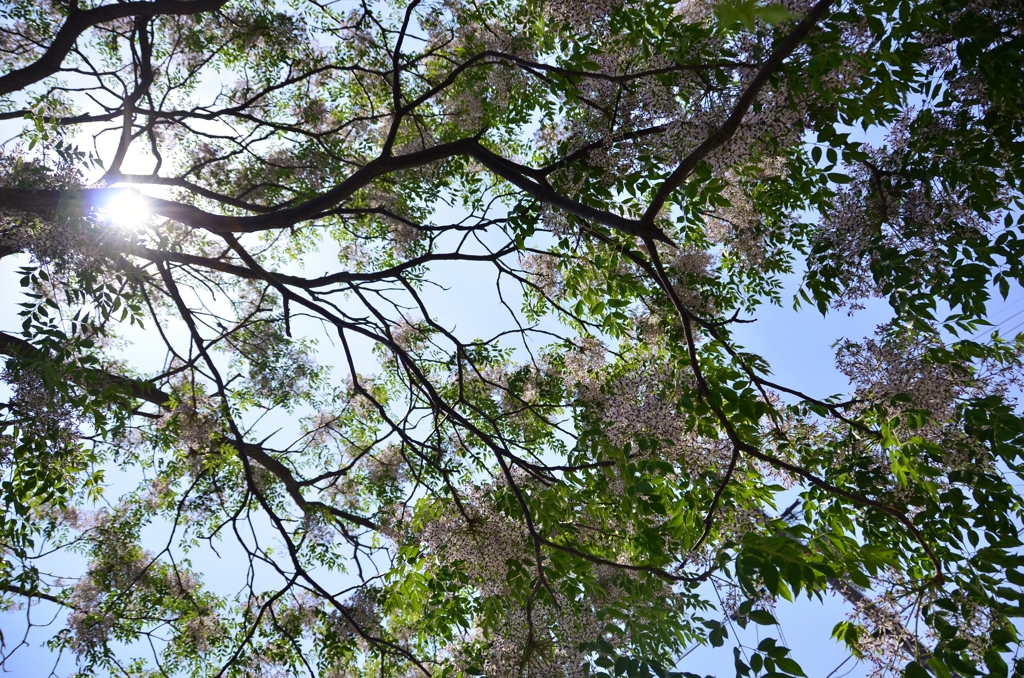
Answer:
[0,0,231,96]
[0,330,169,407]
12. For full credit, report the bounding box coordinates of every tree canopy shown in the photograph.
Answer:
[1,0,1024,675]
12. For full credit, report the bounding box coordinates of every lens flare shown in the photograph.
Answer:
[104,189,151,229]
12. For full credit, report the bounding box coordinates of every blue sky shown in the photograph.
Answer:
[0,229,901,678]
[5,189,1023,677]
[3,26,1021,677]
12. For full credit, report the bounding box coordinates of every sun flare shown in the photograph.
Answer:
[103,189,150,229]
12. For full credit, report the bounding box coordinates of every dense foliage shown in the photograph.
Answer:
[1,0,1023,675]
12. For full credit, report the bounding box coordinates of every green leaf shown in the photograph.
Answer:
[748,610,777,626]
[903,662,930,678]
[755,4,793,24]
[775,657,805,677]
[985,649,1009,678]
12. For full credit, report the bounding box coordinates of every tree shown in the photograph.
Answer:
[0,0,1023,674]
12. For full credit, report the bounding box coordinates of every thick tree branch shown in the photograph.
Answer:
[0,135,673,243]
[0,0,231,96]
[642,0,836,225]
[0,330,169,407]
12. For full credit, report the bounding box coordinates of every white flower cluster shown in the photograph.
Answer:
[2,366,80,453]
[835,321,1024,475]
[836,326,959,417]
[445,562,650,678]
[289,97,334,134]
[0,150,129,268]
[520,251,564,299]
[673,0,714,23]
[717,579,778,621]
[233,323,318,401]
[301,511,339,547]
[562,336,607,389]
[183,614,219,653]
[559,47,685,174]
[664,76,805,177]
[832,574,944,678]
[66,576,117,655]
[67,540,160,655]
[386,213,422,258]
[546,0,623,28]
[426,0,538,134]
[334,188,426,263]
[474,600,599,678]
[661,245,717,317]
[420,487,530,595]
[0,214,106,267]
[261,147,330,197]
[278,591,321,632]
[583,360,734,473]
[921,0,1016,112]
[537,198,580,238]
[812,113,993,310]
[590,364,686,449]
[705,162,788,269]
[331,589,382,649]
[389,317,428,353]
[364,444,408,485]
[157,391,221,453]
[302,409,344,448]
